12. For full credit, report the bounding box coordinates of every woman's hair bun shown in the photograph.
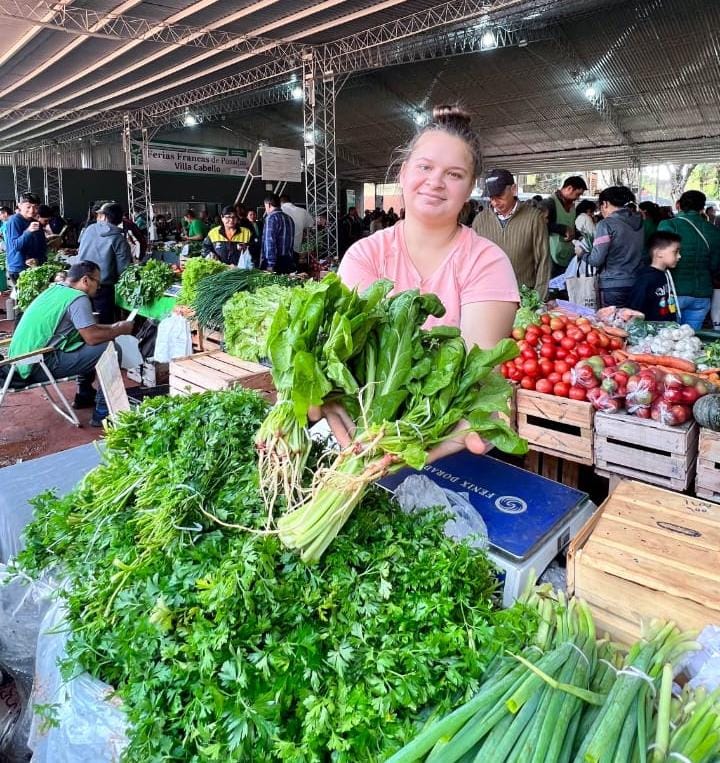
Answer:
[431,104,472,128]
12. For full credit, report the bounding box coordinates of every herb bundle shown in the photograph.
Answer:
[15,262,65,311]
[115,260,175,307]
[175,256,226,307]
[259,274,526,561]
[15,388,534,762]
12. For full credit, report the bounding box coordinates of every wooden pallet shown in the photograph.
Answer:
[169,351,275,401]
[568,479,720,644]
[696,428,720,502]
[594,410,698,491]
[516,389,594,465]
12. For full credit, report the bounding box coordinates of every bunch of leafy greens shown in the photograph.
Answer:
[115,260,175,307]
[194,269,303,330]
[222,283,295,361]
[257,274,526,561]
[16,263,65,311]
[15,388,535,762]
[175,257,226,307]
[513,284,544,329]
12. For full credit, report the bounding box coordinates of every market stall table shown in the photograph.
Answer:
[116,293,176,320]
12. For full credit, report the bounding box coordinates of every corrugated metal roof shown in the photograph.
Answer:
[0,0,718,179]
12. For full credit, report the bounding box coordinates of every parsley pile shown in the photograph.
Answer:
[17,389,535,761]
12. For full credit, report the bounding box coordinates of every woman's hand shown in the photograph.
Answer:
[308,401,356,448]
[426,420,490,464]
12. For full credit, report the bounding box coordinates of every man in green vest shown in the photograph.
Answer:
[7,261,134,426]
[542,176,588,276]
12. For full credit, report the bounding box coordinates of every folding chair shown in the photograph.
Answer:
[0,338,80,427]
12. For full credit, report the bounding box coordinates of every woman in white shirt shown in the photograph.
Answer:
[575,199,597,237]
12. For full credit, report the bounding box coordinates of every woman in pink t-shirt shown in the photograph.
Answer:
[339,105,519,350]
[331,105,519,460]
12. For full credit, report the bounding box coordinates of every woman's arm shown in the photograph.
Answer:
[460,300,517,350]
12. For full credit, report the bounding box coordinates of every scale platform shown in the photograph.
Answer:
[379,452,596,606]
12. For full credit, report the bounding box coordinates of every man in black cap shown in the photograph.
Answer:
[473,169,550,298]
[77,202,132,323]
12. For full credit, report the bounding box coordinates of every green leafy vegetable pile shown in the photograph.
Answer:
[513,284,544,329]
[195,268,302,330]
[15,388,534,762]
[175,257,226,307]
[115,259,175,307]
[222,283,294,361]
[16,262,65,311]
[259,274,525,561]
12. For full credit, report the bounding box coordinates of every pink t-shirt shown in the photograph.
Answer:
[338,222,519,328]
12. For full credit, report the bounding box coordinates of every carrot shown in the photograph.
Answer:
[601,326,629,338]
[612,349,629,362]
[626,353,696,372]
[698,368,720,376]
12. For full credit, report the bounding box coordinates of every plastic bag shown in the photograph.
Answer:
[587,387,622,413]
[393,475,489,550]
[677,625,720,692]
[625,370,663,413]
[712,289,720,331]
[28,600,128,763]
[152,313,192,363]
[237,251,253,270]
[650,399,692,426]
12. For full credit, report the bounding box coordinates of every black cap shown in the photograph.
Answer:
[485,169,515,197]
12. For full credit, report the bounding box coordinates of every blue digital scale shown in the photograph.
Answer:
[379,452,596,606]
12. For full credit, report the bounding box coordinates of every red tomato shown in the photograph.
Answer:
[514,357,524,368]
[552,329,566,343]
[540,314,551,325]
[540,334,555,344]
[511,327,525,340]
[553,381,570,397]
[509,368,523,382]
[567,327,584,341]
[521,347,537,360]
[568,386,587,401]
[554,360,570,375]
[586,330,601,347]
[547,372,562,384]
[578,322,592,335]
[522,359,540,377]
[540,344,556,359]
[598,333,610,349]
[577,343,594,358]
[562,371,572,384]
[634,405,651,419]
[560,336,576,351]
[550,317,566,331]
[536,378,554,395]
[539,324,552,335]
[613,371,629,386]
[525,328,540,345]
[517,340,530,351]
[681,386,700,404]
[609,337,624,350]
[565,355,578,367]
[520,376,536,390]
[555,347,568,360]
[539,359,554,377]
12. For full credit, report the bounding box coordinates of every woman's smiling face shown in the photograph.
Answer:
[399,130,474,223]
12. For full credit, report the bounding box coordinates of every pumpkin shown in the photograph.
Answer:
[693,394,720,431]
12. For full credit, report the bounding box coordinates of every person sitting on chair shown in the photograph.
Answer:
[6,261,134,427]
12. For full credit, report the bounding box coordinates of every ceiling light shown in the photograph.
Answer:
[413,111,427,126]
[291,86,303,100]
[305,130,315,144]
[183,114,198,126]
[290,73,298,83]
[481,30,497,49]
[584,82,598,100]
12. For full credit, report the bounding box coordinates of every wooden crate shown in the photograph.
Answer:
[594,410,698,491]
[142,360,169,387]
[516,389,594,465]
[568,479,720,644]
[169,351,275,401]
[696,428,720,502]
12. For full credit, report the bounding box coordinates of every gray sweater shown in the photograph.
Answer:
[586,208,644,289]
[78,221,132,286]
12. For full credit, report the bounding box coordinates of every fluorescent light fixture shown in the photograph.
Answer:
[183,113,198,126]
[291,86,303,100]
[481,30,497,49]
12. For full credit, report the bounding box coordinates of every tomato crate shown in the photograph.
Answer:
[695,428,720,502]
[568,480,720,644]
[515,389,594,465]
[594,410,698,491]
[169,351,276,402]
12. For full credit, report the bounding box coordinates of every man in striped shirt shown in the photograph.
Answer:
[261,193,296,273]
[472,169,551,299]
